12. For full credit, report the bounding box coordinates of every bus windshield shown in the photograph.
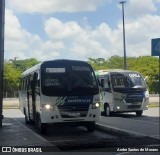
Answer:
[41,60,99,96]
[111,72,146,89]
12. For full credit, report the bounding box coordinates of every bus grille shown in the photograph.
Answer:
[58,105,89,118]
[127,105,141,108]
[125,93,143,108]
[125,98,143,103]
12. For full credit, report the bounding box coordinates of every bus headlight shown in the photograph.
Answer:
[92,103,100,109]
[44,104,53,110]
[117,106,120,110]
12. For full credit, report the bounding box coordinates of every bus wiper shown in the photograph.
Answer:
[133,85,144,88]
[72,85,95,89]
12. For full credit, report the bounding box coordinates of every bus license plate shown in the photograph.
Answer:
[127,102,140,105]
[69,113,80,117]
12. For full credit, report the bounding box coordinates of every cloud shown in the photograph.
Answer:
[7,0,109,14]
[5,9,64,60]
[44,18,83,40]
[126,0,157,17]
[44,18,109,59]
[4,0,160,62]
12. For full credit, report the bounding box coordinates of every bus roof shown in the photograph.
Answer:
[96,69,140,76]
[21,59,92,76]
[21,63,42,76]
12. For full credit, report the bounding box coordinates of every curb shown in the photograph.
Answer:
[95,123,160,140]
[96,123,141,137]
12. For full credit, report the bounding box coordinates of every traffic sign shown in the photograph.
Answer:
[151,38,160,56]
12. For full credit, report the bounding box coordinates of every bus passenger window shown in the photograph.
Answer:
[22,78,25,90]
[19,78,22,90]
[24,78,28,91]
[37,79,40,87]
[105,79,111,89]
[100,79,104,88]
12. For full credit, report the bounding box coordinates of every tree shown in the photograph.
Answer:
[9,58,39,72]
[3,58,39,97]
[3,63,21,97]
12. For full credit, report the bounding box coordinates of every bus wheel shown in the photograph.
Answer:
[136,110,143,117]
[86,122,95,132]
[36,114,47,134]
[104,104,111,116]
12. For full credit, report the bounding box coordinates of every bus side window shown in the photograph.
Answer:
[19,78,22,91]
[105,79,111,89]
[37,79,40,87]
[104,78,111,92]
[22,78,25,91]
[27,75,32,91]
[24,77,28,91]
[34,72,40,95]
[100,79,104,88]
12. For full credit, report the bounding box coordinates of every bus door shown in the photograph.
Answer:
[27,73,37,121]
[100,76,113,110]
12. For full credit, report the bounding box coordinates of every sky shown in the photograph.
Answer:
[4,0,160,61]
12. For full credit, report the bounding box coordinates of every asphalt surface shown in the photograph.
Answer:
[0,108,159,154]
[98,116,159,139]
[0,110,60,152]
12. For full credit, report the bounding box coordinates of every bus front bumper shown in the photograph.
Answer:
[112,98,149,112]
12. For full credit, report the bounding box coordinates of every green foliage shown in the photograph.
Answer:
[3,56,159,97]
[4,63,21,97]
[9,58,40,72]
[3,58,39,97]
[88,55,159,94]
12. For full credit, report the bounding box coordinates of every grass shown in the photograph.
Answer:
[148,103,159,108]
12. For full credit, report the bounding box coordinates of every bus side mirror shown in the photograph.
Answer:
[144,76,148,82]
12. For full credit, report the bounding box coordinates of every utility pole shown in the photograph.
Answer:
[0,0,5,127]
[119,1,127,70]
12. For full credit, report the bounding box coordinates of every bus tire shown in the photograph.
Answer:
[136,110,143,117]
[86,122,95,132]
[104,104,111,116]
[36,113,47,134]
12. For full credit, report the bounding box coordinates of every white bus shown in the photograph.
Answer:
[19,59,101,134]
[97,70,149,116]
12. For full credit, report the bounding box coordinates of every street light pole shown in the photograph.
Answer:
[0,0,5,127]
[119,1,127,70]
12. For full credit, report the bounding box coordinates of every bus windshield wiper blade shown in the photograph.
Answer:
[72,85,95,89]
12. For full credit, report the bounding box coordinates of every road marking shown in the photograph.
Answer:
[127,118,159,125]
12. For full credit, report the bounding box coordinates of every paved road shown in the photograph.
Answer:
[2,108,160,154]
[98,107,159,139]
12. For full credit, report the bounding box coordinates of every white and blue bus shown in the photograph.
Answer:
[97,70,149,116]
[19,59,101,134]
